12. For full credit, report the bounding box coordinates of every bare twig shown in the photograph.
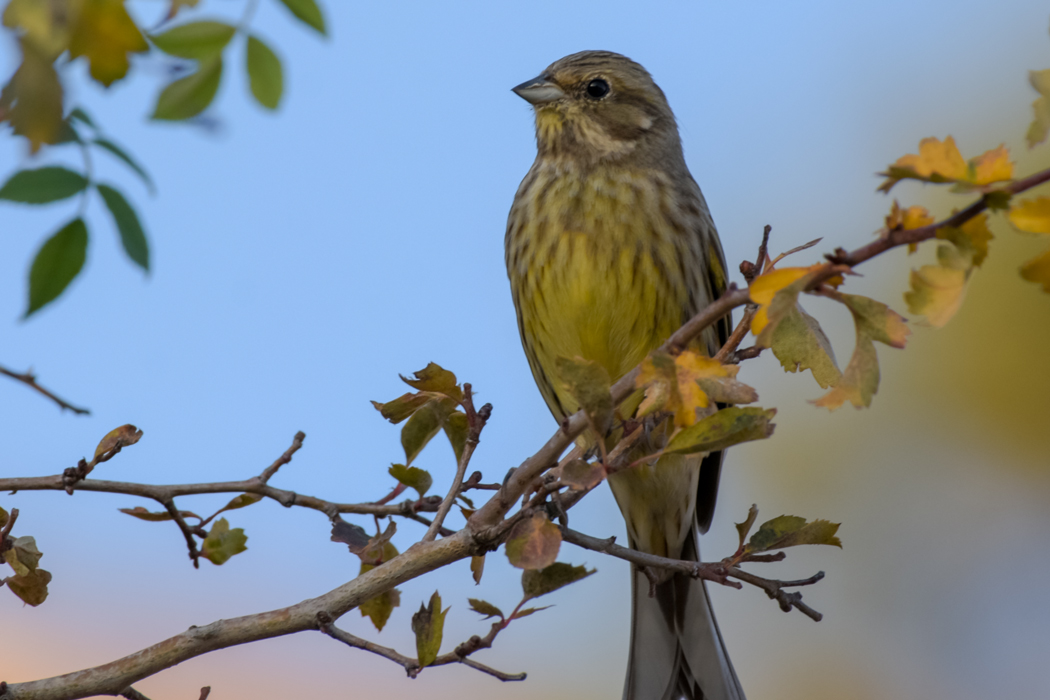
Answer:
[162,499,201,568]
[0,364,90,415]
[318,615,524,682]
[119,687,152,700]
[197,688,211,700]
[258,431,305,483]
[424,385,490,542]
[560,527,737,588]
[726,566,825,622]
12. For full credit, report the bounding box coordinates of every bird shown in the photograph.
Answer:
[505,51,745,700]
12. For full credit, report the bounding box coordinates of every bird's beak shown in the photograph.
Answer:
[512,74,565,105]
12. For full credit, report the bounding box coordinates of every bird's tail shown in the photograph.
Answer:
[622,527,745,700]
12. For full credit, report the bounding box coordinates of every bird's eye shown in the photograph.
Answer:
[585,78,610,100]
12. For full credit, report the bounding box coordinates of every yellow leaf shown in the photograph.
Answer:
[937,213,994,268]
[886,200,934,236]
[878,136,966,192]
[749,266,818,341]
[68,0,148,87]
[904,263,967,328]
[966,144,1013,186]
[1020,248,1050,293]
[2,0,80,59]
[1007,197,1050,234]
[635,350,742,428]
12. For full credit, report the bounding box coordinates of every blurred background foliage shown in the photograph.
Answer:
[2,2,1049,700]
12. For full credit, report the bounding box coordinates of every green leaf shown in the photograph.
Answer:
[201,518,247,565]
[359,543,401,631]
[119,506,201,522]
[511,605,551,620]
[150,21,236,60]
[521,562,595,601]
[217,493,263,513]
[246,35,283,110]
[504,512,561,571]
[152,56,223,121]
[359,585,400,632]
[388,464,433,498]
[96,184,149,272]
[7,40,63,152]
[665,407,777,456]
[734,504,759,550]
[470,554,484,584]
[401,400,448,466]
[54,120,81,144]
[746,515,842,553]
[69,107,96,128]
[93,137,155,193]
[276,0,326,35]
[443,411,468,463]
[411,591,448,668]
[25,218,88,318]
[400,363,462,402]
[6,567,51,606]
[555,356,613,433]
[467,598,503,619]
[3,536,42,575]
[0,167,88,204]
[770,305,842,389]
[371,392,431,424]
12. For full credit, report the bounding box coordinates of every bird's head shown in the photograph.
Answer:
[513,51,681,167]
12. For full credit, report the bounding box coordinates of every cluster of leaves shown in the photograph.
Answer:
[0,506,51,607]
[354,364,603,669]
[0,0,326,317]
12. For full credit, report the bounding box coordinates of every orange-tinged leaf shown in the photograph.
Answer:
[966,144,1013,186]
[412,591,449,668]
[1020,248,1050,292]
[749,266,819,345]
[68,0,148,87]
[636,351,677,418]
[1007,197,1050,234]
[885,200,934,232]
[94,423,142,458]
[505,512,561,570]
[635,350,739,427]
[878,136,966,192]
[904,263,966,328]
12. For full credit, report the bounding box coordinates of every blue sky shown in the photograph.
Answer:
[3,1,1050,698]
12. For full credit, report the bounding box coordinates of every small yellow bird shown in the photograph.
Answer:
[506,51,744,700]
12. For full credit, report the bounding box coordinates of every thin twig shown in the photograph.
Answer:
[0,364,90,415]
[424,386,490,542]
[560,527,737,588]
[162,499,201,568]
[119,687,153,700]
[258,431,305,483]
[726,566,825,621]
[198,688,211,700]
[0,508,19,544]
[318,616,525,682]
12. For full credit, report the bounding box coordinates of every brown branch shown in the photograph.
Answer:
[119,688,152,700]
[560,527,738,588]
[258,431,305,483]
[162,499,201,568]
[317,615,524,682]
[0,364,90,415]
[726,566,825,622]
[423,385,490,542]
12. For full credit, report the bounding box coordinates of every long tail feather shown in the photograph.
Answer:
[623,529,745,700]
